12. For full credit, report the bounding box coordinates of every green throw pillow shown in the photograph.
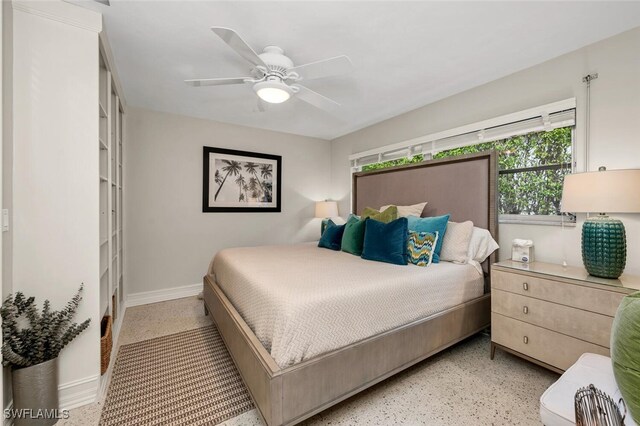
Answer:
[341,216,367,256]
[362,206,398,223]
[611,291,640,423]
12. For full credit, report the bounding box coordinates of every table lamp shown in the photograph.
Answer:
[561,167,640,278]
[315,201,339,235]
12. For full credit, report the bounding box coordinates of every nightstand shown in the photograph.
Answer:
[490,260,640,373]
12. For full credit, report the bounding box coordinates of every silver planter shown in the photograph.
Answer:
[11,358,59,426]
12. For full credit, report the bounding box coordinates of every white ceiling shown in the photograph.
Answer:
[86,1,640,140]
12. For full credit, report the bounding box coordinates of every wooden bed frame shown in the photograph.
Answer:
[203,151,498,426]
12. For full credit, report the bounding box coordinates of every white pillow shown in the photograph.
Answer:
[467,227,499,263]
[440,221,474,263]
[379,202,427,218]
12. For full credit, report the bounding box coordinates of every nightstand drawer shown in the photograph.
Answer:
[491,289,614,347]
[492,270,624,317]
[491,313,609,371]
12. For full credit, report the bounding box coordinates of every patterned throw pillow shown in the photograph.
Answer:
[407,231,439,267]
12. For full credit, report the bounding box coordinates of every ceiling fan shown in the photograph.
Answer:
[185,27,353,113]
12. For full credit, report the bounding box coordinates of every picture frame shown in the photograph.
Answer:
[203,146,282,213]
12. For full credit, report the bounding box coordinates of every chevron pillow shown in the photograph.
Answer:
[407,231,439,267]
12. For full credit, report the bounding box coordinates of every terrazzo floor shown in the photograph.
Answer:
[60,296,558,425]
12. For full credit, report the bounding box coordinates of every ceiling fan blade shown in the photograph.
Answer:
[288,55,353,81]
[211,27,267,69]
[184,77,250,87]
[293,85,341,113]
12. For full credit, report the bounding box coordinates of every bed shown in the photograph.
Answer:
[203,151,498,426]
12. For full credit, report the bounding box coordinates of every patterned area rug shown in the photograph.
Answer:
[99,326,254,425]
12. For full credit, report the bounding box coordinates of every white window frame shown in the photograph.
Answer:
[349,99,578,226]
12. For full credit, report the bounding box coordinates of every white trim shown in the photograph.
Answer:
[99,28,127,110]
[126,283,202,308]
[348,98,576,161]
[11,0,102,33]
[58,375,99,410]
[499,214,576,227]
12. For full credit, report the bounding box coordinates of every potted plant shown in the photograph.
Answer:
[1,286,90,426]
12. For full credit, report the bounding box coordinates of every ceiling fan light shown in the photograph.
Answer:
[253,81,291,104]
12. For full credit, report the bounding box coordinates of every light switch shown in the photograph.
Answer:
[2,209,8,232]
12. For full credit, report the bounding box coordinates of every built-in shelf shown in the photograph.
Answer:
[99,102,107,118]
[99,45,126,385]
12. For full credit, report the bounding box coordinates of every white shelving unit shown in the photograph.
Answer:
[98,40,125,383]
[99,53,109,318]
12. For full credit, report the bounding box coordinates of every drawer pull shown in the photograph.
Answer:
[523,306,529,315]
[523,282,529,291]
[523,336,529,344]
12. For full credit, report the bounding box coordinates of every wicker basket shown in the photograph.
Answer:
[100,315,113,375]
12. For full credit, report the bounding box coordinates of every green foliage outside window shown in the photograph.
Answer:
[361,154,425,171]
[361,127,573,216]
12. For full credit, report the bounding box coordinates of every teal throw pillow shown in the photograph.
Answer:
[318,220,345,251]
[406,214,450,263]
[361,217,408,266]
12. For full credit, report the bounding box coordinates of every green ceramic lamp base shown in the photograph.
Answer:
[582,215,627,279]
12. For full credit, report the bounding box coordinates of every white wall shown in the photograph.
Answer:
[0,0,5,412]
[10,0,101,404]
[330,26,640,275]
[124,107,331,295]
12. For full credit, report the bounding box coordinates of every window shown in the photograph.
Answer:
[360,127,575,224]
[361,154,426,171]
[434,127,573,221]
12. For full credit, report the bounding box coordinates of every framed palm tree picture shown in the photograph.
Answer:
[203,146,282,212]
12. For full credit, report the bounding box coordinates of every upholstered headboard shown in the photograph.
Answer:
[352,151,499,277]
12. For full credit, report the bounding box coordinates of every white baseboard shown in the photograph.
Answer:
[58,374,99,410]
[126,283,201,308]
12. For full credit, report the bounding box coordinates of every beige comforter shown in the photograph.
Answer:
[209,242,484,368]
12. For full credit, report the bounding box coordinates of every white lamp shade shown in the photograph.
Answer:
[315,201,339,218]
[561,169,640,213]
